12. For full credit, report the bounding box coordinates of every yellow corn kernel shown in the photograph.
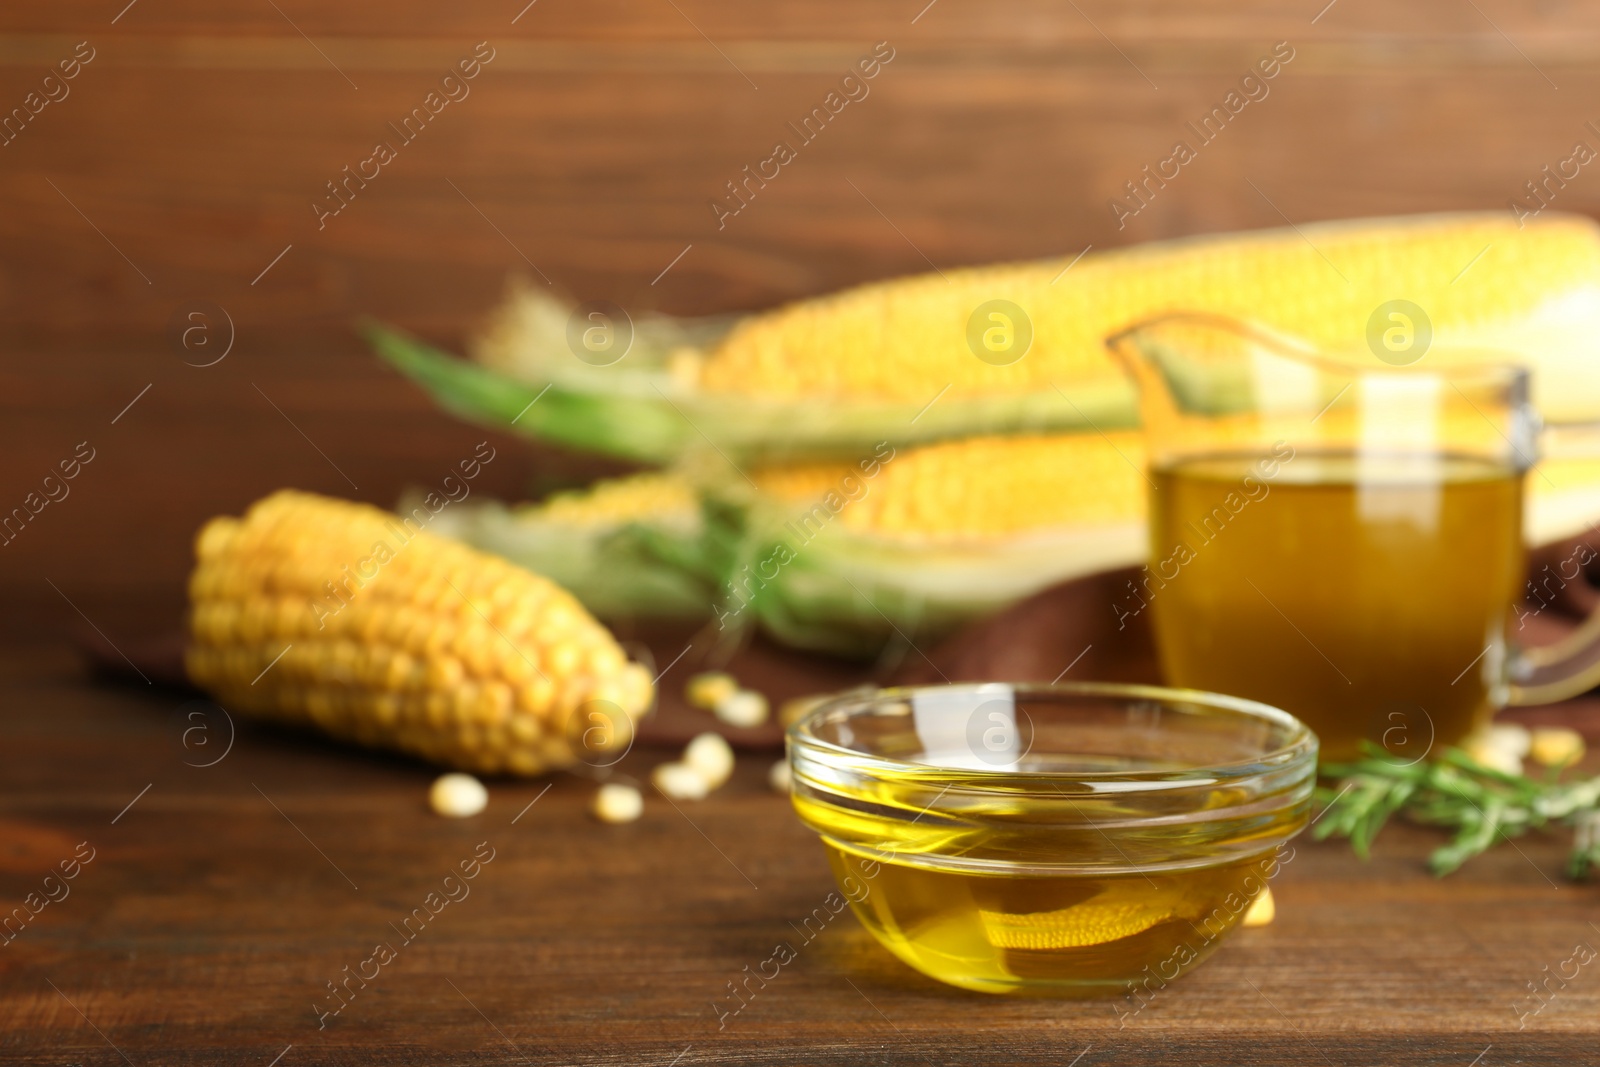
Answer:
[422,620,457,656]
[426,656,465,690]
[652,761,709,800]
[449,682,481,723]
[1530,727,1585,768]
[585,643,626,679]
[195,516,241,561]
[516,676,556,714]
[506,749,542,775]
[371,693,400,727]
[545,641,583,680]
[476,682,513,725]
[684,732,735,789]
[383,650,415,691]
[500,649,538,686]
[458,629,498,679]
[768,759,792,793]
[715,689,768,728]
[686,671,738,711]
[592,782,644,824]
[429,773,488,818]
[508,714,540,744]
[533,470,700,529]
[1243,886,1276,927]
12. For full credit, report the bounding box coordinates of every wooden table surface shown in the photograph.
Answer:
[4,635,1600,1066]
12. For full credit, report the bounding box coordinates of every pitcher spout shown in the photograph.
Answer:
[1105,312,1335,423]
[1104,311,1535,470]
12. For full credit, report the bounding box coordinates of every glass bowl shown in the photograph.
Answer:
[787,682,1317,997]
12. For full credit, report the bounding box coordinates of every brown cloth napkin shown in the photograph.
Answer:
[892,567,1159,687]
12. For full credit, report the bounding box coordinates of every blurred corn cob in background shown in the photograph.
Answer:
[428,437,1600,658]
[428,433,1147,655]
[367,212,1600,657]
[186,490,654,774]
[704,213,1600,421]
[371,212,1600,464]
[721,433,1147,655]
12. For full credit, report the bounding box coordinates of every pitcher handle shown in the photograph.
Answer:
[1510,427,1600,706]
[1508,574,1600,706]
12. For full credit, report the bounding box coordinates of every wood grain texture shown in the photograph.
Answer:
[2,646,1599,1064]
[1,0,1598,342]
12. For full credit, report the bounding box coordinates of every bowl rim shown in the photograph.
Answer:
[787,680,1319,786]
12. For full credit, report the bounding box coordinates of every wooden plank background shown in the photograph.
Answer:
[5,0,1600,636]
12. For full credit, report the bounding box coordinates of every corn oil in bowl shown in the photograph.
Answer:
[787,682,1317,996]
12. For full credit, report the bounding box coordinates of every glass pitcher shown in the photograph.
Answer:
[1106,312,1600,763]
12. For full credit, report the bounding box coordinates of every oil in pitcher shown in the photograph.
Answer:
[1107,313,1553,763]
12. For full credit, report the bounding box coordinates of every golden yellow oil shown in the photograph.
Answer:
[823,843,1269,996]
[793,734,1302,997]
[1148,449,1524,763]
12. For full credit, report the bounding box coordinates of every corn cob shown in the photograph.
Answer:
[703,213,1600,410]
[423,434,1146,655]
[751,432,1146,542]
[185,490,654,776]
[725,433,1150,654]
[535,470,698,528]
[1528,443,1600,546]
[750,430,1598,547]
[371,213,1600,463]
[430,429,1600,657]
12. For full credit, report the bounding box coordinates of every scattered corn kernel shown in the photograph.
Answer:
[779,693,828,729]
[652,761,710,800]
[592,782,643,824]
[684,732,735,789]
[1530,726,1585,768]
[716,689,769,729]
[769,758,793,793]
[1485,722,1532,759]
[1242,886,1275,927]
[429,773,488,818]
[1464,737,1524,777]
[686,671,738,711]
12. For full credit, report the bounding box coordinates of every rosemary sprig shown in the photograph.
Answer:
[1315,742,1600,878]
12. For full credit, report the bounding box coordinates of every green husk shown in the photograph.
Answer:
[421,469,1144,659]
[364,320,1137,466]
[368,323,694,465]
[702,483,1144,659]
[413,492,717,622]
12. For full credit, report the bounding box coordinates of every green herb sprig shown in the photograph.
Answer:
[1315,742,1600,879]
